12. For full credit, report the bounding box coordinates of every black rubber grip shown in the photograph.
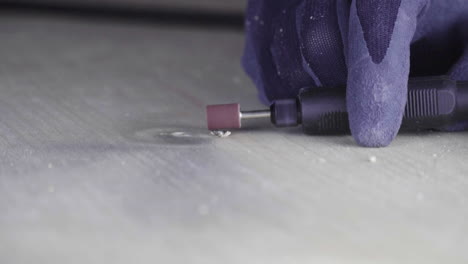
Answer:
[297,76,467,134]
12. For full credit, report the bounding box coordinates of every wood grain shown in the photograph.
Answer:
[0,12,467,264]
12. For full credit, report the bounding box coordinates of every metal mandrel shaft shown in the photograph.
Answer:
[240,110,270,120]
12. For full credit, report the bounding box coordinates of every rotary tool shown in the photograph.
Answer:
[206,76,468,134]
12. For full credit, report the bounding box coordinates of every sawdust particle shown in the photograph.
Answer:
[210,131,231,138]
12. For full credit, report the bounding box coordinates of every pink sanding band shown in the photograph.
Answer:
[206,103,241,130]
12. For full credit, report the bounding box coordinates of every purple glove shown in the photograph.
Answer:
[242,0,468,147]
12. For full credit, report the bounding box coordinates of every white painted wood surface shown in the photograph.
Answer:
[1,12,468,264]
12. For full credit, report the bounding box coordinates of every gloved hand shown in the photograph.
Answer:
[242,0,468,147]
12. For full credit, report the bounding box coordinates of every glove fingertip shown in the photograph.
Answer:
[347,75,406,148]
[346,0,422,147]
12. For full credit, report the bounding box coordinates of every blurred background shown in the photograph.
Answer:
[1,0,249,34]
[4,0,246,12]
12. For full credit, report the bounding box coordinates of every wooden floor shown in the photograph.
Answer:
[1,12,468,264]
